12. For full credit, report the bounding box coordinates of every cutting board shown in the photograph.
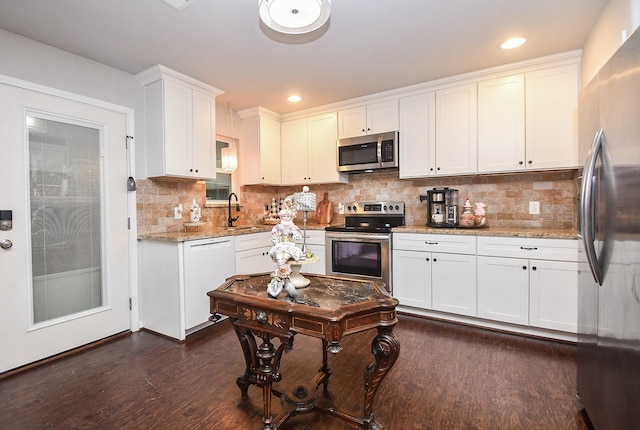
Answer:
[316,192,333,224]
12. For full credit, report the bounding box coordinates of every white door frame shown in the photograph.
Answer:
[0,73,139,334]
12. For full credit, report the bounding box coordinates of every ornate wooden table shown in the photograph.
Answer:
[208,273,400,430]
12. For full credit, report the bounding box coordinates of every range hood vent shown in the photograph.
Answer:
[159,0,198,11]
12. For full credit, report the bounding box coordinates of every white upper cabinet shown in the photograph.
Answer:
[399,92,436,178]
[338,99,398,139]
[137,65,223,180]
[478,74,526,172]
[307,112,348,184]
[280,112,348,185]
[238,107,281,185]
[477,63,579,173]
[280,112,347,186]
[434,83,478,175]
[280,117,309,185]
[524,64,579,170]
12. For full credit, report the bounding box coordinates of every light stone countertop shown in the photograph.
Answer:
[137,223,333,242]
[392,225,579,239]
[139,223,578,242]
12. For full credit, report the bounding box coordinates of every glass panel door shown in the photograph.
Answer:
[28,115,104,323]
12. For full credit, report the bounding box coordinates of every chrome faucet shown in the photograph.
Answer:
[228,192,240,227]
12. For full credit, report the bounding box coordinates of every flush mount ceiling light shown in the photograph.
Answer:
[287,95,302,102]
[259,0,331,35]
[159,0,198,11]
[501,37,527,49]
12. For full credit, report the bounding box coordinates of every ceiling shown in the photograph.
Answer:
[0,0,608,114]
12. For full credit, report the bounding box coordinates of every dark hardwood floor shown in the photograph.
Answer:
[0,314,588,429]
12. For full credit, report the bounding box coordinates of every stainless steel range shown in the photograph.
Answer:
[325,201,405,293]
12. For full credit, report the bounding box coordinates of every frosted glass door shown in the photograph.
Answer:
[28,116,104,323]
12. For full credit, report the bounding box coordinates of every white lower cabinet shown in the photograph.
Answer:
[477,256,530,325]
[528,259,578,332]
[393,233,477,317]
[235,232,273,275]
[394,233,579,338]
[139,237,235,341]
[301,230,326,275]
[476,236,578,333]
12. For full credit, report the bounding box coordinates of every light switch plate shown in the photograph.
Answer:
[338,203,345,214]
[529,201,540,215]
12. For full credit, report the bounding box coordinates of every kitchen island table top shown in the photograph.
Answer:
[208,273,399,430]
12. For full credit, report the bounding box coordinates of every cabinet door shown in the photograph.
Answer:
[301,244,326,275]
[525,64,579,169]
[338,105,367,138]
[259,116,282,184]
[399,92,436,178]
[300,230,325,275]
[392,250,432,309]
[307,112,346,184]
[477,74,525,173]
[431,252,477,316]
[367,99,398,135]
[435,83,478,175]
[163,79,192,176]
[477,256,529,325]
[191,89,216,179]
[280,118,309,185]
[236,246,272,275]
[529,260,578,332]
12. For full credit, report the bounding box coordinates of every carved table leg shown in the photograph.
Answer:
[315,339,331,392]
[363,326,400,430]
[232,322,258,396]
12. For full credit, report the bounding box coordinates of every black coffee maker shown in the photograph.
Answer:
[420,187,459,228]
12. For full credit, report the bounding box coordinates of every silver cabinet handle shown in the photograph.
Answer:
[1,239,13,250]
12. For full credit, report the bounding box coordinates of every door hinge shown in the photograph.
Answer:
[128,217,131,230]
[129,297,132,310]
[126,135,133,149]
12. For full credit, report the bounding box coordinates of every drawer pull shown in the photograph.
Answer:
[520,246,538,250]
[425,241,438,245]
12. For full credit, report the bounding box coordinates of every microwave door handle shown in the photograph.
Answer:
[377,136,383,167]
[580,128,604,285]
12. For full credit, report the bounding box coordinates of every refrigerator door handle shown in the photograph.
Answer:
[580,128,604,285]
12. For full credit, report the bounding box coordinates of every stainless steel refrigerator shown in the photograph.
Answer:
[577,28,640,429]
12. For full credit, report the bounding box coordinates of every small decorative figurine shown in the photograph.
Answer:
[266,198,305,298]
[460,198,475,227]
[474,202,487,226]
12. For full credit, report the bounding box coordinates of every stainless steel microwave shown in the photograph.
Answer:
[337,131,399,172]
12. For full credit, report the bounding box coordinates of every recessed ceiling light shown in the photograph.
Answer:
[287,95,302,102]
[501,37,526,50]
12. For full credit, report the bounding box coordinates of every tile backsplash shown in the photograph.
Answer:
[136,170,579,235]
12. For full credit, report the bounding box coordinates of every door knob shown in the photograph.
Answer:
[1,239,13,249]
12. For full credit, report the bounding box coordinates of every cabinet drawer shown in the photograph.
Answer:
[302,230,325,245]
[393,233,476,254]
[477,236,578,261]
[235,232,272,252]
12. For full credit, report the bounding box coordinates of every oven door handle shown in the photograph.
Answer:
[326,232,390,241]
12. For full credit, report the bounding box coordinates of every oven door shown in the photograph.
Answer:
[325,231,391,293]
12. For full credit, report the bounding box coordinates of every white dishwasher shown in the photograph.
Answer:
[183,237,235,331]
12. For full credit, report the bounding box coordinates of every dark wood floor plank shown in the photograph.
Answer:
[0,315,587,429]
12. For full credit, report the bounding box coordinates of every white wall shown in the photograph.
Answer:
[582,0,640,85]
[0,28,147,176]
